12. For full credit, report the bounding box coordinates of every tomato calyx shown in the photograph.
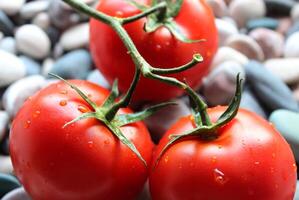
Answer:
[126,0,205,43]
[50,73,176,166]
[154,74,243,166]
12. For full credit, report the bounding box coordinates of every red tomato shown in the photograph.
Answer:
[90,0,218,103]
[149,107,297,200]
[10,80,153,200]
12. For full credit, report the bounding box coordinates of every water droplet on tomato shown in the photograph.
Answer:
[254,161,260,165]
[115,11,123,17]
[59,100,67,106]
[60,90,68,95]
[156,45,162,51]
[104,140,110,145]
[213,168,228,185]
[33,110,41,118]
[293,163,297,172]
[178,163,183,169]
[78,105,88,113]
[164,156,169,163]
[24,120,31,128]
[218,145,222,149]
[272,153,276,158]
[211,156,217,163]
[88,141,93,148]
[270,167,275,173]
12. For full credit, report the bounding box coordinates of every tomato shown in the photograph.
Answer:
[90,0,218,103]
[10,80,154,200]
[149,107,297,200]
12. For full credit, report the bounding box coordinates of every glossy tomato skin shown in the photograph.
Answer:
[10,80,154,200]
[90,0,218,103]
[149,107,297,200]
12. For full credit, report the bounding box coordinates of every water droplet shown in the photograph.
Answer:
[104,140,110,145]
[156,45,162,51]
[60,90,68,95]
[213,168,228,185]
[211,156,217,163]
[293,163,297,172]
[78,105,88,113]
[270,167,275,173]
[88,141,93,148]
[24,120,31,128]
[59,100,67,106]
[33,110,41,118]
[254,161,260,165]
[164,156,169,163]
[178,163,183,169]
[272,153,276,158]
[115,11,123,17]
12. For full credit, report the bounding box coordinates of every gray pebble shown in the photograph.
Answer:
[0,11,14,36]
[0,0,25,16]
[3,75,46,117]
[20,0,49,20]
[0,173,20,198]
[229,0,266,28]
[240,88,267,118]
[19,56,41,76]
[287,21,299,38]
[0,50,26,88]
[249,28,284,59]
[246,17,279,31]
[264,0,295,16]
[284,32,299,57]
[291,3,299,21]
[0,37,16,54]
[41,58,54,76]
[269,109,299,162]
[295,181,299,200]
[2,187,31,200]
[245,61,299,112]
[0,156,13,174]
[265,58,299,84]
[215,18,238,46]
[206,0,228,18]
[32,12,50,30]
[59,23,89,51]
[225,34,264,61]
[15,24,51,59]
[0,111,9,141]
[87,70,110,89]
[203,61,246,106]
[48,49,92,79]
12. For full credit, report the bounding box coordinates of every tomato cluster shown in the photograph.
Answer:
[9,0,297,200]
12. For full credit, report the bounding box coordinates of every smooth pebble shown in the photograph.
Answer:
[0,0,25,16]
[32,12,50,30]
[269,109,299,161]
[225,34,264,61]
[87,70,110,89]
[0,111,9,141]
[246,17,279,31]
[245,61,299,112]
[291,3,299,21]
[20,0,49,20]
[0,156,13,174]
[15,24,50,59]
[59,23,89,51]
[0,50,26,88]
[0,37,16,54]
[215,18,238,46]
[264,0,295,16]
[286,21,299,37]
[2,187,31,200]
[229,0,266,28]
[48,49,92,79]
[0,11,14,36]
[3,75,46,117]
[295,181,299,200]
[206,0,228,18]
[240,88,267,118]
[249,28,284,59]
[264,58,299,84]
[0,173,20,198]
[19,56,41,76]
[284,32,299,57]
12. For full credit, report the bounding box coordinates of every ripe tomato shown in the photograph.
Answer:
[90,0,218,103]
[149,107,297,200]
[10,80,154,200]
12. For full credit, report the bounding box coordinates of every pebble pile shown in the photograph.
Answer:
[0,0,298,199]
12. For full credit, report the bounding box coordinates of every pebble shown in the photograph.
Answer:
[264,0,295,16]
[286,21,299,37]
[48,49,92,79]
[144,99,190,143]
[229,0,266,28]
[19,56,41,76]
[0,173,20,198]
[215,18,238,46]
[0,32,3,40]
[19,0,49,20]
[240,88,267,118]
[2,188,31,200]
[249,28,284,59]
[245,61,299,112]
[87,70,110,89]
[0,0,25,16]
[277,17,293,36]
[0,111,9,141]
[0,156,13,174]
[206,0,228,18]
[59,23,89,51]
[211,47,249,69]
[15,24,50,59]
[203,60,246,106]
[32,12,50,30]
[225,34,265,61]
[41,58,54,76]
[0,11,14,36]
[295,181,299,200]
[0,37,16,54]
[291,3,299,21]
[294,84,299,102]
[264,58,299,84]
[3,75,46,117]
[0,50,26,88]
[284,32,299,57]
[246,17,279,31]
[269,109,299,161]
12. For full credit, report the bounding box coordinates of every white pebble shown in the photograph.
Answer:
[0,37,16,54]
[284,32,299,58]
[291,3,299,22]
[32,12,50,30]
[0,111,9,141]
[0,156,13,174]
[0,0,25,16]
[20,0,50,20]
[215,18,238,46]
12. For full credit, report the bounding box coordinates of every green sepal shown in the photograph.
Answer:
[114,101,177,127]
[144,17,163,33]
[63,112,97,128]
[126,0,148,11]
[165,0,183,17]
[102,80,119,109]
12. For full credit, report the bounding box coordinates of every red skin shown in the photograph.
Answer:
[90,0,218,103]
[10,80,154,200]
[149,107,297,200]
